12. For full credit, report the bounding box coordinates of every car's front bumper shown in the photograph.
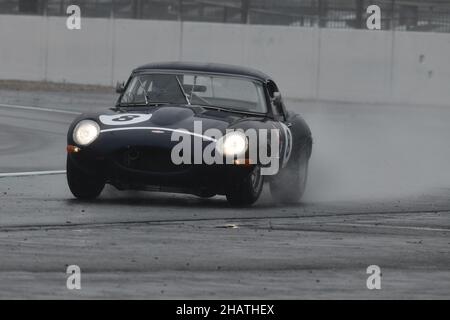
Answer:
[68,146,254,195]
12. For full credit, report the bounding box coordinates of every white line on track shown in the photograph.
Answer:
[0,170,66,178]
[326,222,450,232]
[0,103,81,115]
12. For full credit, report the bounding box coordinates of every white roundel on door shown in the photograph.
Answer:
[99,114,152,126]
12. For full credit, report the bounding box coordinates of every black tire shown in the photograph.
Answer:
[270,158,308,204]
[226,166,264,207]
[67,156,105,200]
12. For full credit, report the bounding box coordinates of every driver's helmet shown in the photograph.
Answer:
[151,75,177,94]
[150,75,185,103]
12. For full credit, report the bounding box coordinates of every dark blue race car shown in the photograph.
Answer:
[66,62,312,206]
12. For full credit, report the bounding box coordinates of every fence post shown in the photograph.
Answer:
[132,0,139,19]
[178,0,183,21]
[318,0,327,27]
[390,0,396,30]
[355,0,364,29]
[241,0,250,24]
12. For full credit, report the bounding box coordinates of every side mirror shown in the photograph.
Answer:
[116,81,125,94]
[272,91,282,107]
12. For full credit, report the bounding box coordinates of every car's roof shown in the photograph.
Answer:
[134,61,272,82]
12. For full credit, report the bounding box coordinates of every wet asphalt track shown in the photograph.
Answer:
[0,89,449,299]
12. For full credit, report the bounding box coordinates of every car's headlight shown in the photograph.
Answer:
[73,120,100,146]
[216,131,248,157]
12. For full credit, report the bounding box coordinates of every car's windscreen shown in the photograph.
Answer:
[120,73,268,113]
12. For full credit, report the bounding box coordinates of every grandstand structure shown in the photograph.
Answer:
[1,0,450,32]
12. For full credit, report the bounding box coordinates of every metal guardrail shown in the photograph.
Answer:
[1,0,450,33]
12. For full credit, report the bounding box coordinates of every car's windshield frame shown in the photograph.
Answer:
[118,71,270,115]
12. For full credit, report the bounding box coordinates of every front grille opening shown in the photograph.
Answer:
[116,147,189,173]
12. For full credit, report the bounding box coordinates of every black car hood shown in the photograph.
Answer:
[87,104,267,134]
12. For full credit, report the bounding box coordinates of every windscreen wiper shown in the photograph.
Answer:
[118,102,171,107]
[199,105,265,116]
[176,76,191,105]
[137,77,149,105]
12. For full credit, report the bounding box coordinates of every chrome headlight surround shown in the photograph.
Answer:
[215,131,248,157]
[73,120,100,146]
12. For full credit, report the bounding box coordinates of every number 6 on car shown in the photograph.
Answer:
[99,114,152,126]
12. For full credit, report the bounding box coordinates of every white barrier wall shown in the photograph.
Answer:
[180,23,319,100]
[0,15,46,81]
[392,32,450,106]
[46,17,113,84]
[113,18,182,83]
[318,28,393,103]
[0,15,449,105]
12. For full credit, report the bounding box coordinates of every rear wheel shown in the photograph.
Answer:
[270,158,308,204]
[226,166,264,207]
[67,156,105,200]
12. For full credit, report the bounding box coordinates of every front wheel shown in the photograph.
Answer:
[226,166,264,207]
[270,158,308,204]
[67,156,105,200]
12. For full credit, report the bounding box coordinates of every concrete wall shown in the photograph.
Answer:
[0,14,449,105]
[0,15,46,81]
